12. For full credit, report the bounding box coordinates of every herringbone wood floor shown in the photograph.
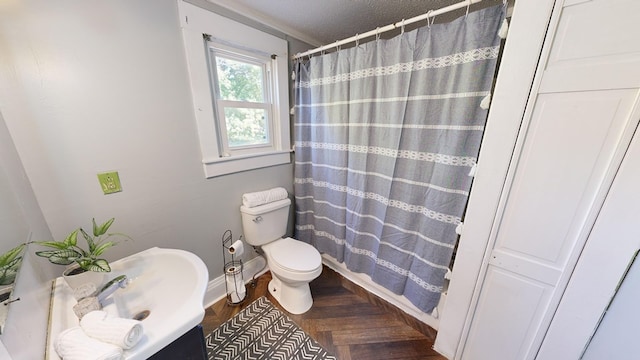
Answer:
[201,266,447,360]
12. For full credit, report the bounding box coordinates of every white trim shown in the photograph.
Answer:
[202,149,291,165]
[209,44,276,157]
[203,255,268,308]
[203,151,290,178]
[454,0,559,355]
[433,0,557,358]
[538,103,640,357]
[178,1,291,179]
[203,0,323,47]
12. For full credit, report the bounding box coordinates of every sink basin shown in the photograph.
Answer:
[46,247,209,360]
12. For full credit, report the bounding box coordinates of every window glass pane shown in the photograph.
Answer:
[215,57,264,102]
[224,107,269,147]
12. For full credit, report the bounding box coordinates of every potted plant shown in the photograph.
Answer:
[0,243,26,301]
[0,243,26,285]
[35,218,130,289]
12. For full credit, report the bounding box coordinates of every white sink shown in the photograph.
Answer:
[47,247,209,360]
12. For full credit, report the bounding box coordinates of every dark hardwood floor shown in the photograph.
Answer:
[201,266,447,360]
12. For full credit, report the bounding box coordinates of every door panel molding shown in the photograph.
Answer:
[454,0,640,359]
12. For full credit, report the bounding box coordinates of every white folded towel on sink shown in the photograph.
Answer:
[55,327,123,360]
[81,310,144,350]
[242,187,288,208]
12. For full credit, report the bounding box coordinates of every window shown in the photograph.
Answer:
[178,1,291,178]
[208,45,274,156]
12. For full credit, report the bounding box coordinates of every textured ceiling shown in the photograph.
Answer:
[207,0,502,47]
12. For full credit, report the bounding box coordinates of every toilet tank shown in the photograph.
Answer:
[240,198,291,246]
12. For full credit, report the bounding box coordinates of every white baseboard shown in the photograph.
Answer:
[203,255,269,308]
[322,254,442,330]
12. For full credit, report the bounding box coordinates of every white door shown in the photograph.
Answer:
[537,92,640,360]
[458,0,640,359]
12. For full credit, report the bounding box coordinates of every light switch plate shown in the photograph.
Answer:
[97,171,122,194]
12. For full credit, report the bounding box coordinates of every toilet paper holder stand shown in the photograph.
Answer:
[222,229,247,305]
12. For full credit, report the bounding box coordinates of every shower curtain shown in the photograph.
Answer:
[294,5,504,313]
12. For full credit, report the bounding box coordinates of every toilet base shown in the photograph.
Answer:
[268,274,313,314]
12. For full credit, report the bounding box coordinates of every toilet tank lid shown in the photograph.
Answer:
[240,198,291,215]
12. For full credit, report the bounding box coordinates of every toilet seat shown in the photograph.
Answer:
[263,237,321,273]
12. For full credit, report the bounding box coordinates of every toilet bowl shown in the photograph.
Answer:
[262,237,322,314]
[240,197,322,314]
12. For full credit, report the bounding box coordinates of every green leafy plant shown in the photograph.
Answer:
[0,243,26,285]
[35,218,130,273]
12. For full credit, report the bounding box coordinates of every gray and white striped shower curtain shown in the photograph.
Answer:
[294,5,504,313]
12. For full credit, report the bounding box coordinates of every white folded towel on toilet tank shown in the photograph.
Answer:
[242,187,288,208]
[55,326,123,360]
[80,310,144,350]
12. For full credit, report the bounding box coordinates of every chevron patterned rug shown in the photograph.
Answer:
[206,296,337,360]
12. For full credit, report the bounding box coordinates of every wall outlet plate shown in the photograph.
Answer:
[97,171,122,194]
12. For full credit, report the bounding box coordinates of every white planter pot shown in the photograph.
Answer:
[62,264,107,291]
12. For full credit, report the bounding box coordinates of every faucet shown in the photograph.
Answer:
[96,275,129,304]
[72,275,129,319]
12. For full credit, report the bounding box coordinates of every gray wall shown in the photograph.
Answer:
[0,0,311,358]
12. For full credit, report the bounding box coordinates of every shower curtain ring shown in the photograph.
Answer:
[427,10,434,28]
[465,2,471,17]
[355,33,359,47]
[401,19,405,34]
[375,27,381,42]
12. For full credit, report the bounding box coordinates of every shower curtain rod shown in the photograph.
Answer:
[293,0,484,60]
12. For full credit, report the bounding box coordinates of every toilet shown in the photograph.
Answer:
[240,198,322,314]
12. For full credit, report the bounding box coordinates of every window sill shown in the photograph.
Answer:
[202,150,292,178]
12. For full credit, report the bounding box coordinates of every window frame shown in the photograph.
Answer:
[178,1,291,178]
[208,44,275,157]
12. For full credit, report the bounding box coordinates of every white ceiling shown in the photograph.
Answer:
[206,0,503,47]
